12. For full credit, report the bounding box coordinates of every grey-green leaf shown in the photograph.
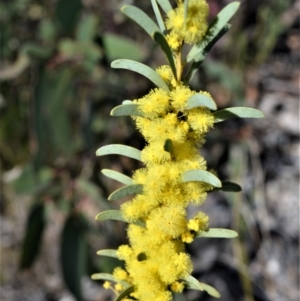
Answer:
[182,170,222,187]
[111,103,143,117]
[111,59,169,91]
[91,273,131,289]
[186,94,217,111]
[156,0,172,14]
[108,184,143,201]
[196,228,238,238]
[184,275,221,298]
[95,210,145,228]
[114,286,135,301]
[96,249,119,259]
[184,0,190,23]
[153,32,177,80]
[96,144,142,161]
[187,2,240,63]
[151,0,166,32]
[101,169,133,185]
[121,5,161,37]
[213,107,265,123]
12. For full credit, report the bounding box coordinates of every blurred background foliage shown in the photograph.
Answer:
[0,0,299,301]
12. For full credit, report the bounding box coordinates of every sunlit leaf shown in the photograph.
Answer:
[95,210,145,228]
[186,94,217,111]
[151,0,166,32]
[97,249,119,259]
[122,5,161,37]
[156,0,173,14]
[108,184,143,201]
[182,170,222,187]
[213,107,265,123]
[196,228,238,238]
[153,32,177,80]
[111,59,169,91]
[96,144,142,161]
[20,203,46,269]
[101,169,133,185]
[122,100,132,105]
[110,103,143,117]
[184,275,221,298]
[114,286,135,301]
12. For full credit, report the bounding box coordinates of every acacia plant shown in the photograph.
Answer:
[92,1,264,300]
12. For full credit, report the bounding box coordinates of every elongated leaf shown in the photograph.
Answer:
[164,139,173,153]
[212,181,242,192]
[213,107,264,123]
[156,0,173,14]
[187,2,240,63]
[200,282,221,298]
[61,214,88,301]
[196,228,238,238]
[76,14,98,42]
[96,144,142,161]
[111,59,169,91]
[184,275,204,291]
[182,170,222,187]
[184,275,221,298]
[111,103,143,117]
[20,203,46,269]
[91,273,131,289]
[151,0,166,32]
[153,32,177,80]
[101,169,133,185]
[97,249,119,259]
[115,286,135,301]
[122,100,132,105]
[108,184,143,201]
[184,0,190,23]
[122,5,161,37]
[186,94,217,111]
[95,210,146,228]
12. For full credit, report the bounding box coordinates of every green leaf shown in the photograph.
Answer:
[186,93,217,111]
[20,203,46,269]
[76,14,98,42]
[96,249,119,259]
[61,213,88,301]
[164,139,173,154]
[95,210,146,228]
[21,42,53,59]
[96,144,142,161]
[108,184,143,201]
[182,170,222,187]
[91,273,131,290]
[101,169,133,185]
[103,33,144,62]
[212,181,242,192]
[156,0,173,14]
[184,275,204,291]
[121,5,161,37]
[213,107,265,123]
[114,286,135,301]
[110,103,143,117]
[153,32,177,80]
[196,228,238,238]
[55,0,83,34]
[184,0,190,23]
[122,100,132,105]
[111,59,169,91]
[151,0,166,32]
[187,2,240,63]
[184,275,221,298]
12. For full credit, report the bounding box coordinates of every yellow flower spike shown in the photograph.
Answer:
[187,107,215,135]
[114,283,123,292]
[156,65,172,82]
[182,231,194,243]
[170,85,195,111]
[171,281,185,293]
[113,267,129,281]
[165,32,182,50]
[117,245,134,261]
[103,281,111,290]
